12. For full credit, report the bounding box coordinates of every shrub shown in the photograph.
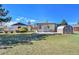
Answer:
[10,31,13,33]
[4,30,8,33]
[18,27,28,33]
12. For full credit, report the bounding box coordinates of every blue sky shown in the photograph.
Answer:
[3,4,79,25]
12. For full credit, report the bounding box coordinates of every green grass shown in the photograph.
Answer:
[0,32,34,35]
[0,34,79,55]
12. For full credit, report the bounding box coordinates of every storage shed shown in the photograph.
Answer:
[57,25,73,34]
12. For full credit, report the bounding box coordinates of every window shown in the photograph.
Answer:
[47,26,50,29]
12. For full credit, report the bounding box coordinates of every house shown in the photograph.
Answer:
[0,22,6,33]
[57,25,73,34]
[35,23,57,32]
[10,22,34,32]
[0,26,4,33]
[10,22,27,31]
[0,22,5,26]
[73,24,79,32]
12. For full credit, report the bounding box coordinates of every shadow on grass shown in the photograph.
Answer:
[0,33,47,47]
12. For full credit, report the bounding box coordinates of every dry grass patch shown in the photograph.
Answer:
[0,34,79,55]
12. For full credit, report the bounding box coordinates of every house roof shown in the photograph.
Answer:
[36,23,56,25]
[73,24,79,27]
[11,22,27,26]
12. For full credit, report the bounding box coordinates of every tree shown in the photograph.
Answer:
[77,21,79,24]
[0,4,12,25]
[18,27,28,33]
[27,20,31,25]
[60,19,68,25]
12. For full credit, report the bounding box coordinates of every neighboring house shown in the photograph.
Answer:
[0,22,5,26]
[11,22,27,31]
[0,26,4,33]
[73,24,79,32]
[0,22,6,33]
[11,22,34,32]
[57,25,73,34]
[35,23,57,32]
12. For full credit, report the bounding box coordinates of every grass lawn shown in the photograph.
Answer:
[0,32,34,35]
[0,33,79,55]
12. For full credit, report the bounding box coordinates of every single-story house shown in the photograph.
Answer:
[10,22,27,31]
[0,22,5,26]
[10,22,34,32]
[57,25,73,34]
[73,24,79,32]
[0,26,4,33]
[27,25,33,31]
[0,22,6,33]
[35,23,57,32]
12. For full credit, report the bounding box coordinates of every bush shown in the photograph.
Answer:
[10,31,13,33]
[4,31,8,33]
[18,27,28,33]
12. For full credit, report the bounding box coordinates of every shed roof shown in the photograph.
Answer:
[36,23,56,25]
[57,26,65,30]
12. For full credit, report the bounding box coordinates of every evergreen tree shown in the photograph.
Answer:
[77,21,79,24]
[60,19,68,25]
[0,4,12,25]
[27,20,31,25]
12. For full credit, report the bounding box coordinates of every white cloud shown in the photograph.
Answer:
[30,20,36,22]
[16,18,20,21]
[4,17,36,27]
[26,19,36,23]
[15,17,36,24]
[16,17,36,23]
[5,21,17,27]
[16,17,27,21]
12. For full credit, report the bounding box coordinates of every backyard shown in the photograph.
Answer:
[0,33,79,55]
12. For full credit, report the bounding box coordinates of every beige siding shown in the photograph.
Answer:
[37,24,56,32]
